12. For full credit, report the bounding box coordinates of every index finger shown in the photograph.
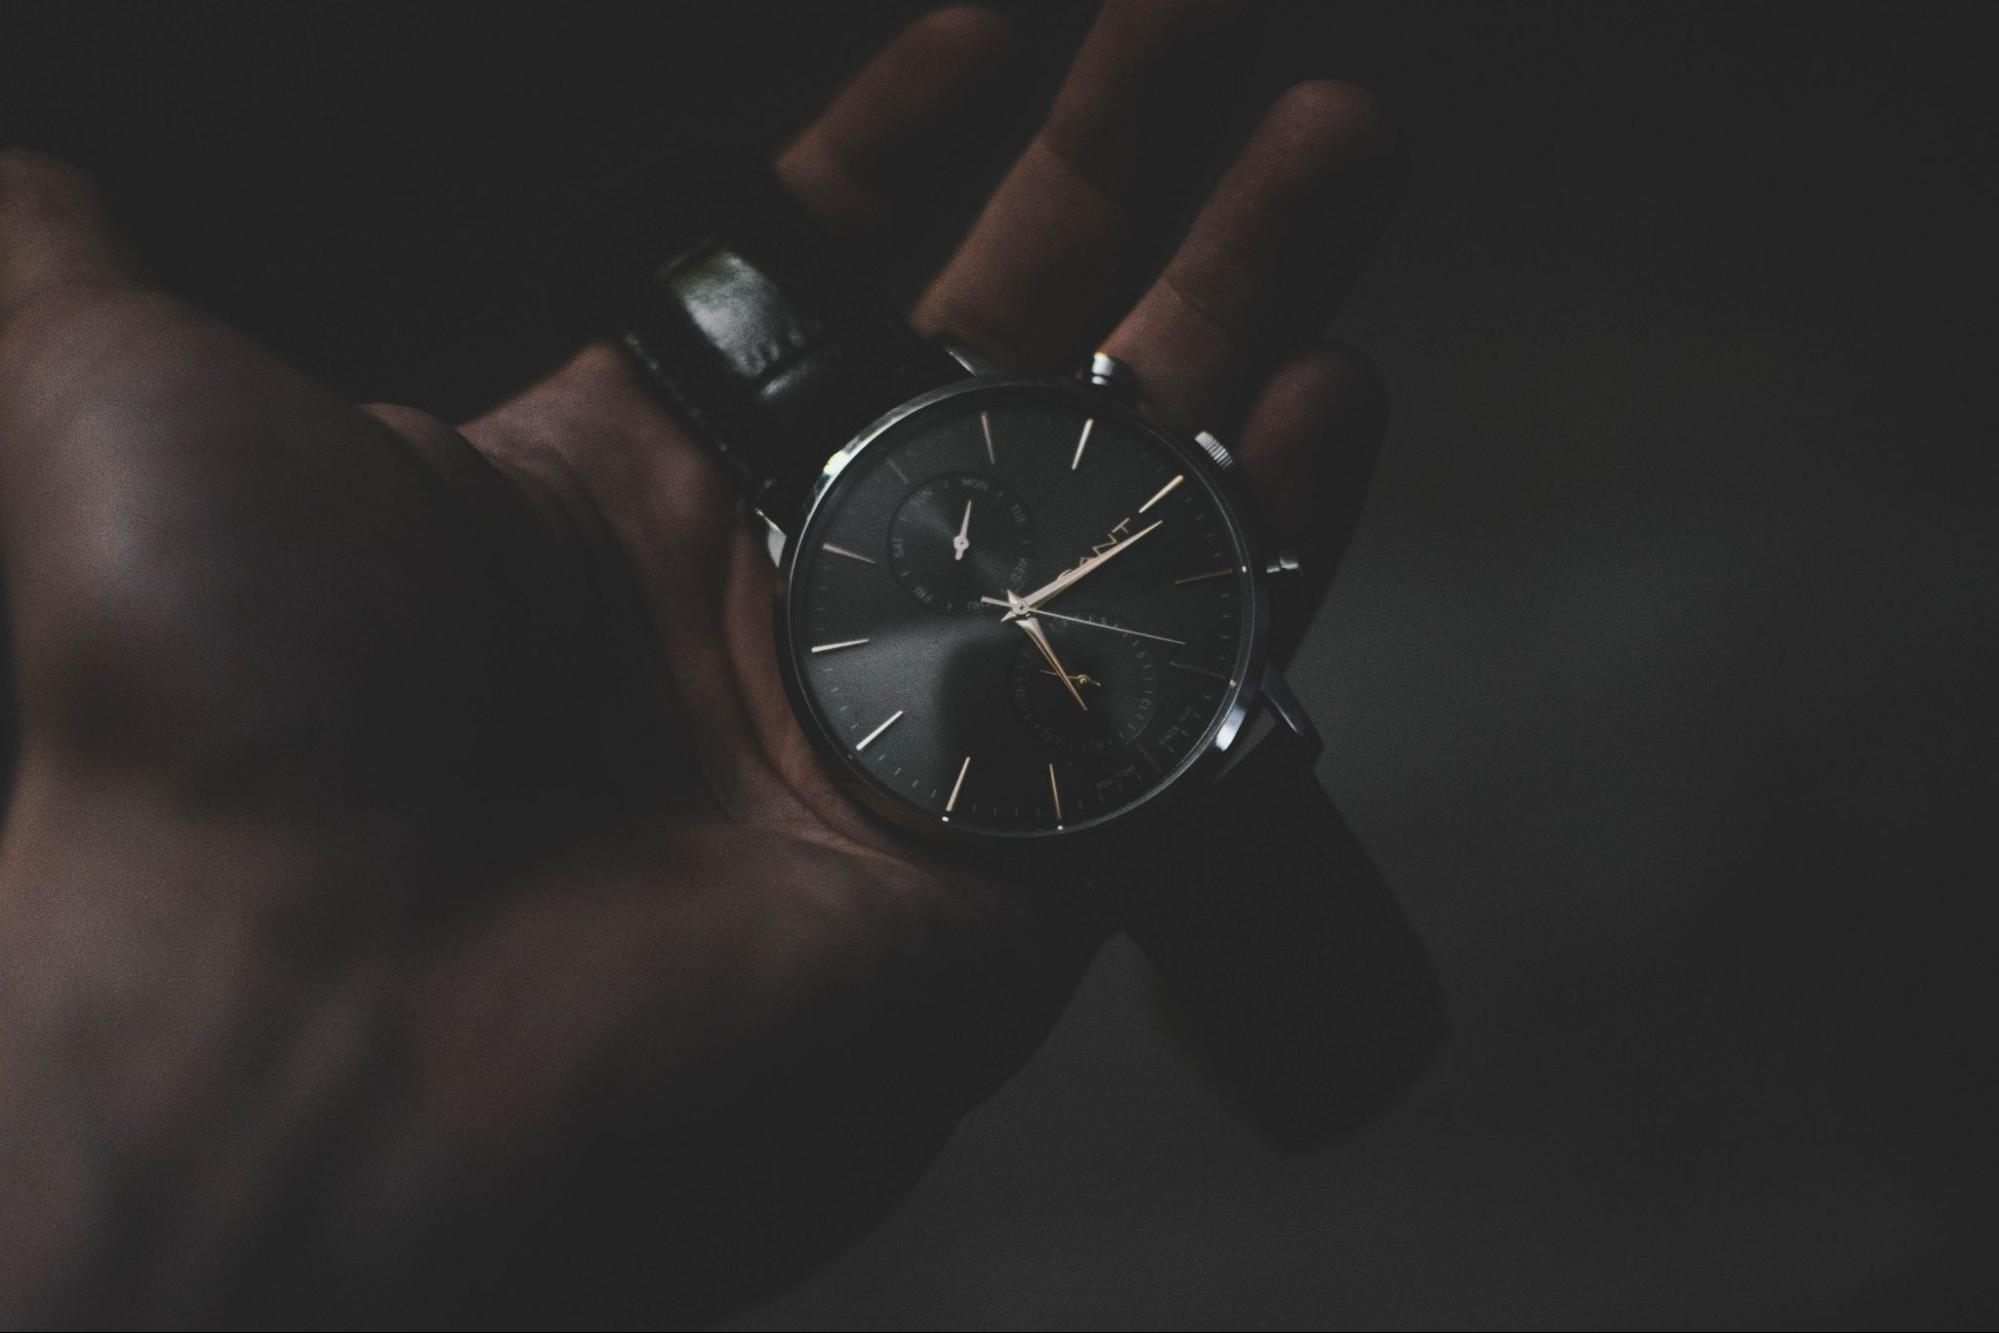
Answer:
[0,150,137,327]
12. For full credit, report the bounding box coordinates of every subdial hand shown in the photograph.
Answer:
[952,499,972,562]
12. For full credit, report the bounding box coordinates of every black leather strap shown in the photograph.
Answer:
[596,147,962,530]
[1112,730,1449,1147]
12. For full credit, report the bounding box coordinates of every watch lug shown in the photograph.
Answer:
[751,471,808,541]
[1260,669,1323,758]
[1213,674,1321,784]
[753,505,790,567]
[940,338,1006,377]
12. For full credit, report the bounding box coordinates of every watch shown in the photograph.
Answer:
[597,150,1445,1140]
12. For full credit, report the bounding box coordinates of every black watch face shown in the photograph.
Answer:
[784,383,1259,837]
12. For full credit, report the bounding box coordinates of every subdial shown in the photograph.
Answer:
[889,472,1034,613]
[1008,627,1158,754]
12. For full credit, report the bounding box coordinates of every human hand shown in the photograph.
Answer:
[0,3,1401,1324]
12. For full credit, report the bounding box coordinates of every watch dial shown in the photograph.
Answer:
[786,384,1256,836]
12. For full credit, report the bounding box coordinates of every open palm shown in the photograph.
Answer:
[0,4,1405,1324]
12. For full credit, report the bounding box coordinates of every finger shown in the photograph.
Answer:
[913,0,1268,370]
[775,5,1026,287]
[0,149,139,325]
[1101,79,1397,436]
[1233,341,1389,663]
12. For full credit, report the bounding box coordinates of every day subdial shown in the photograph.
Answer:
[1007,626,1158,754]
[889,472,1034,614]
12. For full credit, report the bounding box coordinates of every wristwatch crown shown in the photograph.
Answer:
[1194,428,1235,471]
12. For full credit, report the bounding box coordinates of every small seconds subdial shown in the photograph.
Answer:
[888,472,1033,613]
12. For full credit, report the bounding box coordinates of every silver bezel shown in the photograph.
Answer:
[773,374,1275,846]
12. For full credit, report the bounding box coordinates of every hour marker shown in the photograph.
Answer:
[1047,762,1064,825]
[1174,566,1237,585]
[946,754,971,813]
[885,456,910,483]
[857,709,904,750]
[1138,473,1184,513]
[822,542,877,564]
[810,638,870,654]
[1070,417,1095,470]
[980,410,996,464]
[1168,660,1231,683]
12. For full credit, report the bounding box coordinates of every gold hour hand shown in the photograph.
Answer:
[1007,593,1088,712]
[1015,616,1088,712]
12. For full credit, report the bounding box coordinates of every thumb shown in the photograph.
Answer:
[0,150,140,325]
[0,149,511,793]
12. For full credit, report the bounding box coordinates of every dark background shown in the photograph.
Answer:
[4,2,1992,1327]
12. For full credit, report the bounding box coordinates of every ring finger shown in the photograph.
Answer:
[1100,77,1398,439]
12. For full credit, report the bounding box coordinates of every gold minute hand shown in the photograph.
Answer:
[1003,519,1161,619]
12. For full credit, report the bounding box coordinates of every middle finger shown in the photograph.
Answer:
[912,0,1267,371]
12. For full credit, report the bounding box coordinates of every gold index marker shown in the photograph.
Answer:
[857,709,904,750]
[946,754,971,814]
[1138,473,1184,513]
[1070,417,1095,471]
